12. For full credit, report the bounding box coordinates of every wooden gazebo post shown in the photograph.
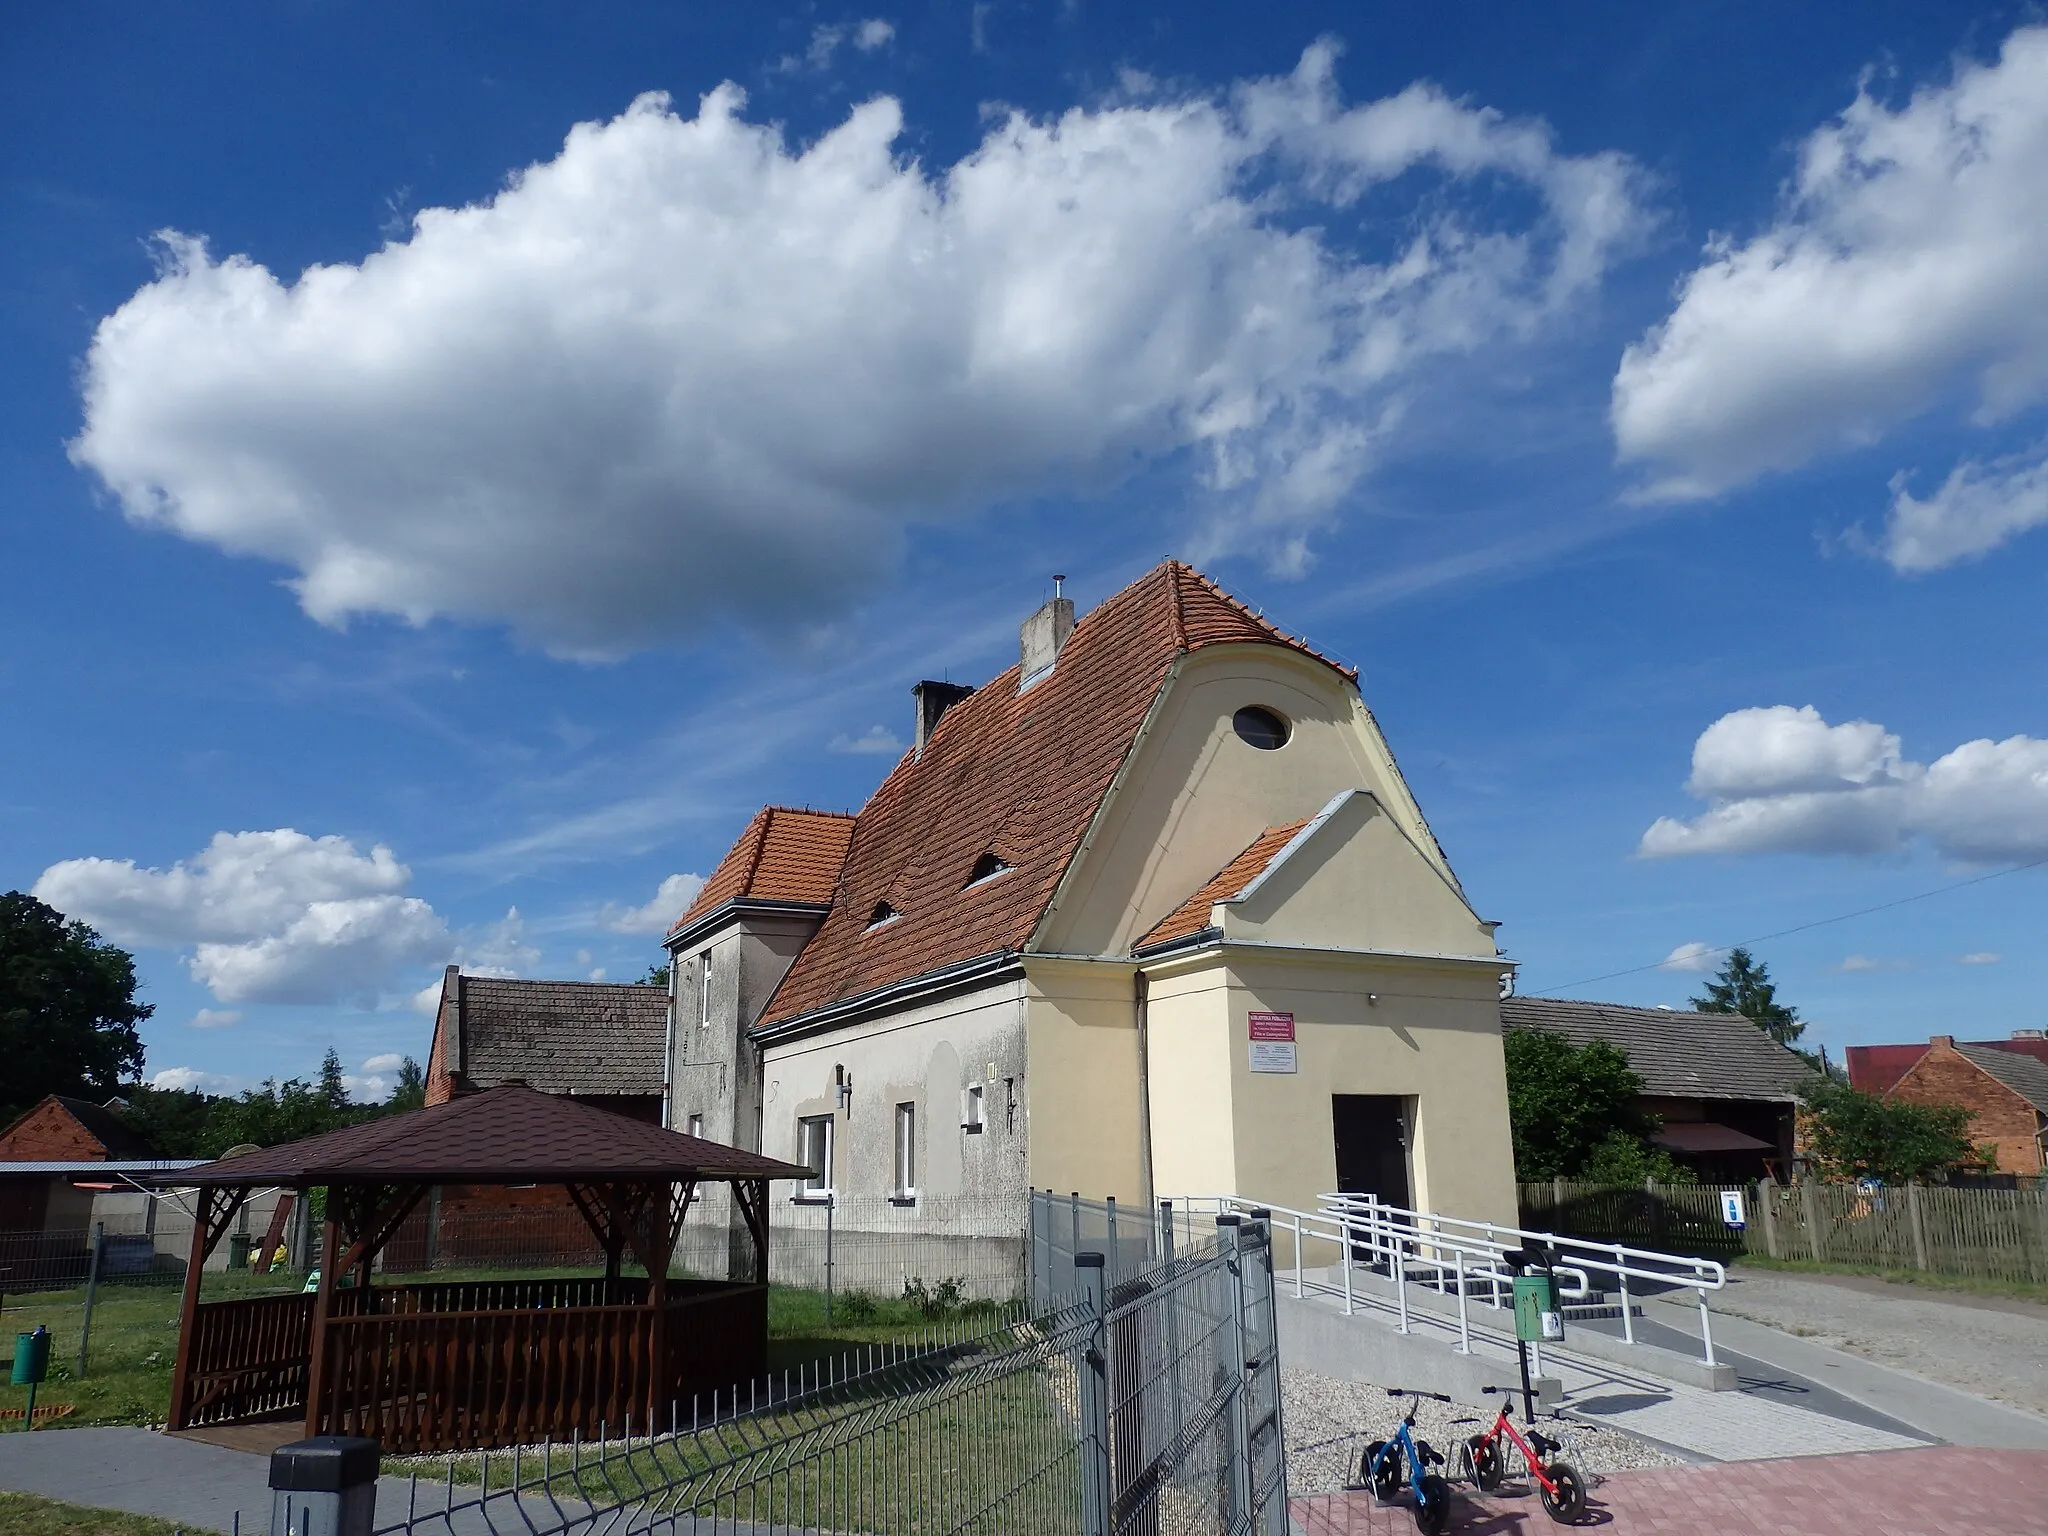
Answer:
[166,1184,248,1431]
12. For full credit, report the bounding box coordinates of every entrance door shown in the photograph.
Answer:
[1332,1093,1413,1224]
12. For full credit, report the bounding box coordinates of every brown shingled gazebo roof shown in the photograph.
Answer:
[158,1083,809,1188]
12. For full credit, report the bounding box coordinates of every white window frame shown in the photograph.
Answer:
[699,950,714,1028]
[961,1083,985,1134]
[686,1112,704,1139]
[893,1102,917,1201]
[797,1114,835,1200]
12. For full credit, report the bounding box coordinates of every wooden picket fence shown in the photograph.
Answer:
[1519,1179,2048,1286]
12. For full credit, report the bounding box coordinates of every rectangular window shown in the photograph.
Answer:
[699,952,713,1028]
[798,1114,834,1197]
[961,1083,985,1134]
[686,1112,704,1139]
[893,1103,917,1198]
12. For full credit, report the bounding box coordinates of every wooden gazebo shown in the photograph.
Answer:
[156,1085,808,1453]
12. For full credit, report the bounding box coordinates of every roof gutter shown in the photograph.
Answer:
[750,949,1024,1047]
[666,898,832,954]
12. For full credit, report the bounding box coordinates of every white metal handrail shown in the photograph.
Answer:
[1180,1190,1725,1370]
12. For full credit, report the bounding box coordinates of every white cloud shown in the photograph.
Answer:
[588,966,608,981]
[343,1073,390,1098]
[829,725,905,755]
[1959,951,2003,965]
[1834,954,1909,973]
[1613,27,2048,505]
[361,1052,406,1073]
[1885,441,2048,571]
[151,1066,239,1094]
[71,48,1647,656]
[1641,706,2048,863]
[781,18,895,73]
[456,907,541,976]
[600,874,705,936]
[35,830,449,1005]
[189,1008,242,1029]
[1658,942,1719,973]
[411,980,444,1016]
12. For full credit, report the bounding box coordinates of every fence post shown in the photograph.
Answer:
[1159,1201,1184,1447]
[1758,1182,1780,1260]
[1028,1191,1043,1305]
[1242,1211,1290,1536]
[1216,1216,1254,1532]
[1105,1196,1119,1279]
[76,1223,104,1379]
[1075,1253,1113,1536]
[1908,1184,1930,1272]
[1800,1179,1827,1264]
[824,1193,835,1324]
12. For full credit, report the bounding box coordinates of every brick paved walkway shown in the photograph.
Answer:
[1289,1445,2048,1534]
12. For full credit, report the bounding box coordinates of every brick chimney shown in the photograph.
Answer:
[1930,1034,1955,1047]
[1019,576,1074,690]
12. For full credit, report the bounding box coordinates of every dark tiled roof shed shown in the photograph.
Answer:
[1502,997,1818,1102]
[452,975,668,1097]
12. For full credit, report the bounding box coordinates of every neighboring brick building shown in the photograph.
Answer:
[1885,1036,2048,1177]
[0,1095,160,1230]
[1845,1030,2048,1094]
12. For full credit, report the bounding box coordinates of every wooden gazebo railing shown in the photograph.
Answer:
[155,1085,806,1452]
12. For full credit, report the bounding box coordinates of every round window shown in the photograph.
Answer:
[1232,706,1290,751]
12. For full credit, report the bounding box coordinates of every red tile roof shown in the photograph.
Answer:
[758,562,1351,1026]
[1847,1036,2048,1095]
[1136,820,1311,950]
[672,806,857,933]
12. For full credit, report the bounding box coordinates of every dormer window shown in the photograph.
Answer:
[865,900,900,929]
[964,851,1013,888]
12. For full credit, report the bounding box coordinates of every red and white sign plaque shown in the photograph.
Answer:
[1247,1011,1297,1073]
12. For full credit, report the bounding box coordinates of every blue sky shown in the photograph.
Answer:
[5,2,2045,1097]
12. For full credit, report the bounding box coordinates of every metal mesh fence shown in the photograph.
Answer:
[1031,1189,1217,1301]
[369,1208,1291,1536]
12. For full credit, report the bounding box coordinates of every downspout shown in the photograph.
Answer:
[659,949,677,1128]
[1135,968,1156,1222]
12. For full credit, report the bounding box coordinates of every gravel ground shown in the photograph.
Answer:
[1711,1270,2048,1418]
[1281,1368,1683,1494]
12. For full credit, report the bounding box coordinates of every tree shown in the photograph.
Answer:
[0,892,152,1124]
[317,1048,349,1112]
[1799,1079,1980,1183]
[1692,946,1805,1048]
[386,1056,426,1112]
[640,961,671,988]
[1503,1028,1693,1184]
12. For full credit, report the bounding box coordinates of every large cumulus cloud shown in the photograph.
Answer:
[1640,705,2048,864]
[1611,26,2048,570]
[71,46,1647,655]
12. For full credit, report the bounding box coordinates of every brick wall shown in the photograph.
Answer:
[0,1099,108,1162]
[1889,1039,2046,1176]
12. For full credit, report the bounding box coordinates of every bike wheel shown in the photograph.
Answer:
[1361,1441,1404,1500]
[1413,1473,1453,1536]
[1467,1435,1503,1491]
[1539,1461,1587,1524]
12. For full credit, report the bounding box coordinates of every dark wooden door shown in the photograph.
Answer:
[1332,1094,1412,1211]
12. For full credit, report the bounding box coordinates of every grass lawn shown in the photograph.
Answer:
[0,1491,187,1535]
[1732,1253,2048,1306]
[0,1268,998,1430]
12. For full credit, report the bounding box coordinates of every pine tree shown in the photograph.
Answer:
[1692,947,1805,1047]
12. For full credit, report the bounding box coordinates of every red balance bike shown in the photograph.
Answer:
[1456,1385,1587,1523]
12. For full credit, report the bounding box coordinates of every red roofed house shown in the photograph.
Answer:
[1872,1034,2048,1178]
[662,562,1518,1248]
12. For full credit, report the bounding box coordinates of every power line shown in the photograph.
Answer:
[1525,854,2048,997]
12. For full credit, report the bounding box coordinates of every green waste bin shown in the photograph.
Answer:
[228,1232,252,1270]
[1512,1273,1563,1343]
[11,1327,49,1385]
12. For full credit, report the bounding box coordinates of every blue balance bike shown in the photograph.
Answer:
[1359,1389,1457,1535]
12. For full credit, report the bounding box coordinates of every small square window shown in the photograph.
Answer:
[686,1112,704,1139]
[961,1083,985,1134]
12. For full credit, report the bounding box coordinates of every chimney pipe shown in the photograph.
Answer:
[912,680,974,757]
[1019,578,1075,690]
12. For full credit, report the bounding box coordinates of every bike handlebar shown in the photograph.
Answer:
[1385,1388,1452,1403]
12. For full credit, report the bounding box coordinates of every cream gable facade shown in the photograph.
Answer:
[664,582,1519,1254]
